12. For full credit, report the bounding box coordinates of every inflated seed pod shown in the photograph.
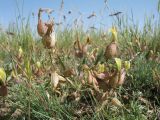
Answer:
[105,41,118,60]
[108,70,118,88]
[37,8,47,37]
[105,26,119,61]
[42,22,56,49]
[118,68,126,85]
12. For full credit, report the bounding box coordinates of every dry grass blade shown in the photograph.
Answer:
[87,12,96,19]
[109,12,122,16]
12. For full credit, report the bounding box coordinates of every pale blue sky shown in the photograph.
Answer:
[0,0,159,30]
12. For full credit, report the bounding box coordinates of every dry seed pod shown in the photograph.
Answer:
[94,72,106,80]
[74,38,83,58]
[81,79,85,85]
[87,70,99,90]
[108,71,118,88]
[37,8,47,37]
[90,48,98,62]
[105,41,118,60]
[111,97,123,107]
[94,71,114,91]
[96,79,109,92]
[74,36,91,58]
[63,68,75,77]
[51,70,66,89]
[109,74,119,88]
[105,26,119,60]
[51,71,59,89]
[88,71,94,84]
[82,37,91,54]
[42,21,56,49]
[118,68,126,85]
[74,50,83,58]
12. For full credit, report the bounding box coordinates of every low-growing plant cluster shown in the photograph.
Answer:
[0,6,160,120]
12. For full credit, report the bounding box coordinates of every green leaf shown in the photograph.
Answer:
[98,63,105,73]
[0,68,6,83]
[115,58,122,71]
[94,49,104,65]
[25,59,32,78]
[124,61,130,71]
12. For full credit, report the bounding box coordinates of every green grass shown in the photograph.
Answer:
[0,12,160,120]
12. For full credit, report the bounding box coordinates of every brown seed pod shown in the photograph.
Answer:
[87,70,99,90]
[89,48,98,62]
[82,36,91,54]
[63,68,75,77]
[108,70,118,88]
[74,50,84,58]
[37,8,47,37]
[105,41,118,60]
[118,68,126,85]
[74,36,91,58]
[111,97,123,107]
[74,37,83,58]
[42,22,56,49]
